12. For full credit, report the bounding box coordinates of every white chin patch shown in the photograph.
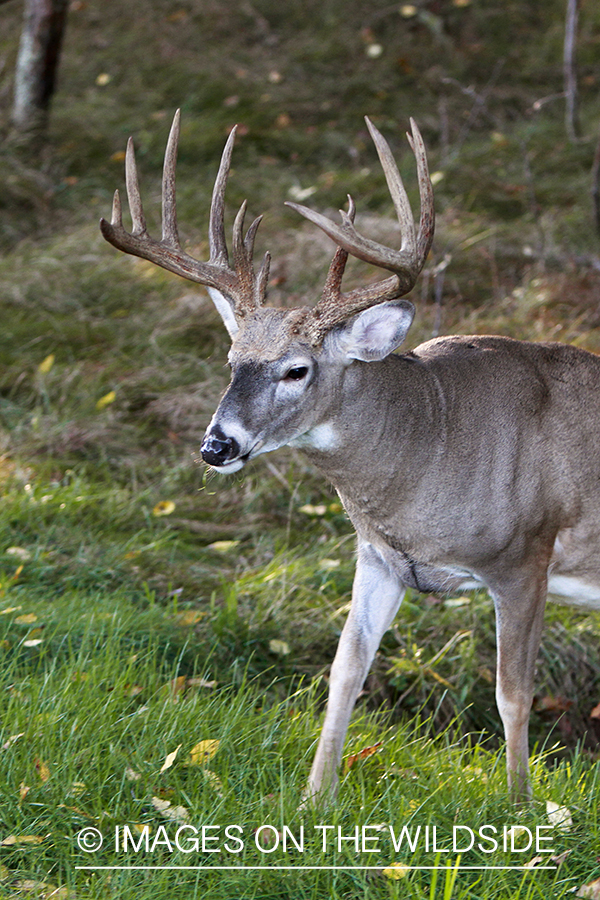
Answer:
[211,458,246,475]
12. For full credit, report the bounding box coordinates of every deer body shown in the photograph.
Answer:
[208,326,600,797]
[101,111,600,801]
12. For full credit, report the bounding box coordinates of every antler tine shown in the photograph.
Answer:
[364,117,416,261]
[125,137,146,235]
[231,204,271,313]
[100,111,269,326]
[161,108,181,247]
[407,117,435,263]
[209,125,236,266]
[319,195,355,305]
[286,117,434,344]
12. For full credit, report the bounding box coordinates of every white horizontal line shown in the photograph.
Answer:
[75,864,557,871]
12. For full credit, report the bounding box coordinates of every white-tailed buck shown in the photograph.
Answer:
[101,110,600,802]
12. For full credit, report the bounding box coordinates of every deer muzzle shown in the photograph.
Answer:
[200,426,241,468]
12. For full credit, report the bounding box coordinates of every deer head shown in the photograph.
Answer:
[100,110,434,473]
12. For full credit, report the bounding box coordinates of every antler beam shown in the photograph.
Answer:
[286,117,434,342]
[100,110,270,323]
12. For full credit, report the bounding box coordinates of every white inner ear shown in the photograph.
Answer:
[337,300,415,362]
[206,287,239,339]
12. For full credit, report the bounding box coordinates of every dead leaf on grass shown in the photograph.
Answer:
[187,677,217,689]
[2,834,44,846]
[151,796,189,823]
[159,744,181,773]
[37,354,55,374]
[152,500,175,516]
[2,732,25,750]
[547,800,573,831]
[189,740,220,765]
[35,759,50,783]
[175,610,205,626]
[207,540,239,552]
[96,390,116,410]
[201,769,225,797]
[577,877,600,899]
[381,862,410,879]
[5,547,31,561]
[344,742,383,772]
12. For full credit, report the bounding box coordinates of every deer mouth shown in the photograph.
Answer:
[200,427,264,472]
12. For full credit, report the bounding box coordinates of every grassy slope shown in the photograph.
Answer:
[0,0,600,897]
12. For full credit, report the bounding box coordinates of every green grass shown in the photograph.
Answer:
[0,587,598,899]
[0,0,600,896]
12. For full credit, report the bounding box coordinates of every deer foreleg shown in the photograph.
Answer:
[493,573,548,801]
[305,540,404,802]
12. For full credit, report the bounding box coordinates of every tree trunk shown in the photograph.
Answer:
[592,126,600,235]
[12,0,69,136]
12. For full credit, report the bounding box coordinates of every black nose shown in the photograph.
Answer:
[201,427,240,466]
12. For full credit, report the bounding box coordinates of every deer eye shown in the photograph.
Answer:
[283,365,309,381]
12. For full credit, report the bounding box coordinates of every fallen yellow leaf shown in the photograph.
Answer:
[382,863,410,879]
[207,540,239,552]
[298,503,327,516]
[35,759,50,783]
[189,740,220,765]
[15,613,38,625]
[175,610,205,626]
[153,500,176,516]
[2,834,44,845]
[269,639,290,656]
[37,354,55,374]
[96,390,116,410]
[159,744,181,773]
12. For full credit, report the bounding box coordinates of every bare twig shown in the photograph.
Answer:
[564,0,580,142]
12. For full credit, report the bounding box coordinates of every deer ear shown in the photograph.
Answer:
[206,287,239,339]
[332,299,415,362]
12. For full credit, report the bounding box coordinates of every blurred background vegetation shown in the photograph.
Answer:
[0,4,599,893]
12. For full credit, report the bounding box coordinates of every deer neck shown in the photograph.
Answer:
[299,352,446,505]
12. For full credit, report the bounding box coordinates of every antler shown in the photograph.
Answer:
[100,109,271,329]
[285,117,434,344]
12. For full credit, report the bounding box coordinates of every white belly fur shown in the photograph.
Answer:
[547,574,600,610]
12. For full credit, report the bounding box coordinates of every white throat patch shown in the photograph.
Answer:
[289,423,339,452]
